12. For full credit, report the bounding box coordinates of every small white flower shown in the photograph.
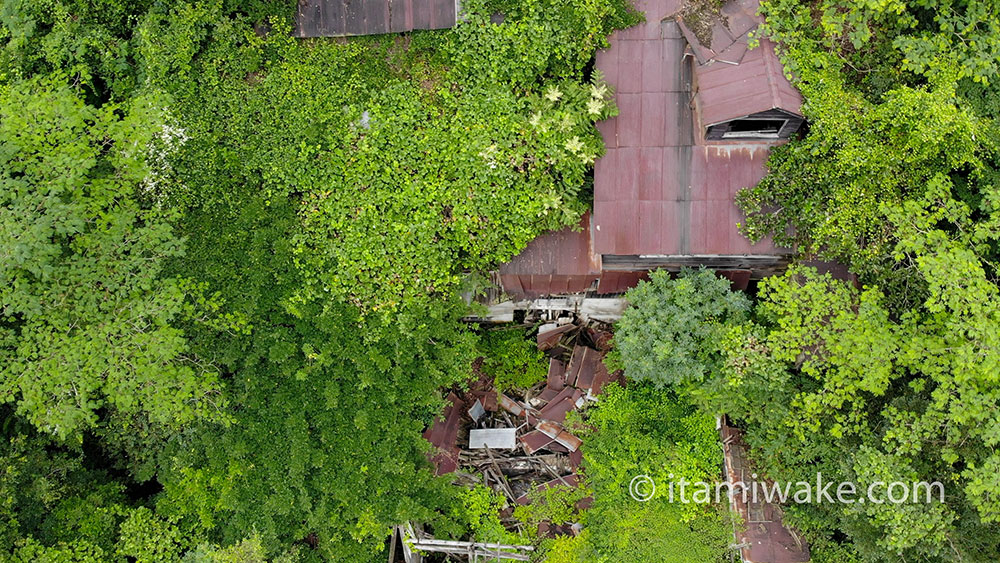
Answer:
[544,86,563,102]
[587,99,604,116]
[564,136,584,154]
[529,112,542,128]
[590,82,608,99]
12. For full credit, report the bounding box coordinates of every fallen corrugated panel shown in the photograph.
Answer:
[537,387,560,403]
[547,442,570,453]
[423,392,464,449]
[547,358,567,391]
[499,394,524,417]
[539,387,579,421]
[567,346,599,390]
[590,357,612,395]
[469,428,518,450]
[482,392,498,412]
[431,446,461,476]
[536,420,562,440]
[520,430,556,455]
[554,430,583,452]
[539,397,576,423]
[536,323,575,351]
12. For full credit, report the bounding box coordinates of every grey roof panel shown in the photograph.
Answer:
[296,0,456,37]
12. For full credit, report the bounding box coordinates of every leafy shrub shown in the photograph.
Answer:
[544,383,731,562]
[477,328,548,391]
[615,269,751,389]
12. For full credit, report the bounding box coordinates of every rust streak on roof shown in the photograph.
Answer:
[499,212,601,298]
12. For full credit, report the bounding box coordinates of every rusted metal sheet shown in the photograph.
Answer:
[721,421,810,563]
[546,358,567,391]
[535,420,562,440]
[553,429,583,452]
[295,0,456,37]
[519,430,555,455]
[499,394,524,417]
[694,38,803,128]
[590,358,612,395]
[590,0,796,263]
[537,387,560,403]
[539,397,575,423]
[566,345,600,390]
[422,392,464,475]
[499,213,602,299]
[596,270,650,294]
[717,269,752,291]
[536,323,575,351]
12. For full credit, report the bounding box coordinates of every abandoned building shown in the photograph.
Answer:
[295,1,814,561]
[294,0,810,299]
[498,0,804,299]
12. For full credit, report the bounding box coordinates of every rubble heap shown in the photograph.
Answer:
[422,315,623,534]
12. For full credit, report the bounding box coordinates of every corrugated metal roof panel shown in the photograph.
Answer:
[590,0,794,259]
[468,428,518,450]
[499,213,601,298]
[295,0,456,37]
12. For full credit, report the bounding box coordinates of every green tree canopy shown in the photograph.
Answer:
[0,77,229,439]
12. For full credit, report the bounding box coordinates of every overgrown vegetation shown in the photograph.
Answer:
[0,0,639,560]
[541,382,732,562]
[726,5,1000,556]
[477,328,550,391]
[617,265,1000,561]
[7,0,1000,560]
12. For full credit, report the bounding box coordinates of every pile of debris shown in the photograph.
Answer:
[422,316,623,533]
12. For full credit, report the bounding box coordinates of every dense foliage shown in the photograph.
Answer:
[542,383,732,563]
[739,0,1000,305]
[0,78,230,439]
[0,0,638,560]
[477,328,549,391]
[722,7,1000,555]
[612,268,751,390]
[615,254,1000,561]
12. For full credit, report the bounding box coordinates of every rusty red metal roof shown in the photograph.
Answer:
[499,213,601,298]
[681,0,803,127]
[295,0,456,37]
[721,422,811,563]
[592,0,796,258]
[693,36,803,127]
[422,392,464,475]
